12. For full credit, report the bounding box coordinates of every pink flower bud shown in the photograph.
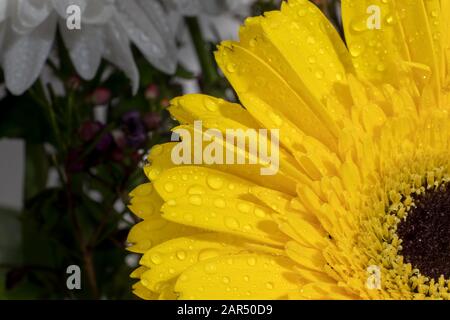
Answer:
[91,87,112,105]
[145,84,160,100]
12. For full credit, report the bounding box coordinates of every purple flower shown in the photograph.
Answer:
[122,111,147,148]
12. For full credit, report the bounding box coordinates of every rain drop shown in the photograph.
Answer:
[188,185,205,195]
[349,42,365,57]
[247,257,257,266]
[189,195,203,206]
[176,250,187,261]
[198,249,220,261]
[237,202,252,213]
[226,63,237,73]
[224,216,240,230]
[164,183,175,193]
[204,98,218,112]
[150,253,163,265]
[214,198,226,208]
[207,175,224,190]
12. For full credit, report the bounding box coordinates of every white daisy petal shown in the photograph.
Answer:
[59,20,103,80]
[116,1,166,60]
[12,0,51,34]
[51,0,87,19]
[168,0,202,16]
[0,0,257,94]
[82,0,114,25]
[103,18,139,94]
[0,0,9,23]
[3,13,57,95]
[135,0,177,74]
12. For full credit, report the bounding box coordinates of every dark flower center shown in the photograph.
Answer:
[397,185,450,280]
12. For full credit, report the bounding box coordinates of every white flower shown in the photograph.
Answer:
[171,0,255,77]
[0,0,256,96]
[0,0,180,95]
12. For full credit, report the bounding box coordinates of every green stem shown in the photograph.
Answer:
[29,89,65,152]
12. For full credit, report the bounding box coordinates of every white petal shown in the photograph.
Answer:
[3,13,57,95]
[59,20,103,80]
[51,0,87,18]
[82,0,114,24]
[135,0,177,74]
[12,0,51,34]
[103,17,139,94]
[225,0,254,14]
[136,0,172,39]
[114,0,176,74]
[0,0,8,23]
[115,1,166,59]
[198,0,227,15]
[167,0,201,16]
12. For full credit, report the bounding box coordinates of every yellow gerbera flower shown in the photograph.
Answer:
[127,0,450,300]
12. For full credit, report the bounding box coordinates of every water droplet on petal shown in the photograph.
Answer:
[350,16,367,32]
[189,195,203,206]
[176,250,187,261]
[204,98,218,112]
[384,15,394,25]
[247,257,257,266]
[224,216,240,230]
[266,282,274,290]
[315,70,324,79]
[207,175,224,190]
[188,185,205,195]
[237,202,251,213]
[164,183,175,193]
[349,42,365,57]
[222,276,230,284]
[198,249,220,261]
[306,36,316,44]
[214,198,226,208]
[150,253,162,265]
[226,63,237,73]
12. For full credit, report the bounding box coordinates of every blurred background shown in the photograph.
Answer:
[0,0,339,299]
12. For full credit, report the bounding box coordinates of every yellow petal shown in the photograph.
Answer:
[161,195,288,246]
[175,254,301,300]
[342,0,409,85]
[132,281,159,300]
[140,233,243,292]
[215,41,338,151]
[285,241,327,272]
[169,94,260,129]
[129,183,164,220]
[127,216,200,253]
